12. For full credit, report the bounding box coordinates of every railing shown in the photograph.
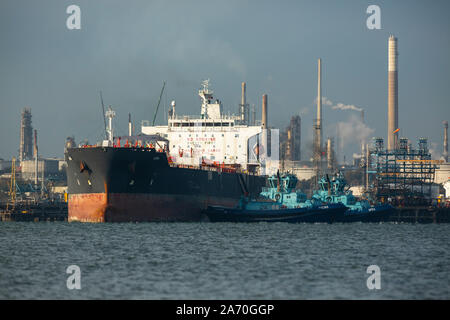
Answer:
[141,116,261,126]
[170,115,240,121]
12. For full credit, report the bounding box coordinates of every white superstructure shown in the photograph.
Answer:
[141,80,263,171]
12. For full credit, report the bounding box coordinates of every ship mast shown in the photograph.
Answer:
[199,79,213,119]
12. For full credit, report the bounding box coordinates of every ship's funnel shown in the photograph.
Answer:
[262,94,268,129]
[388,35,399,151]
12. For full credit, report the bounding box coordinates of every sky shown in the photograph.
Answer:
[0,0,449,161]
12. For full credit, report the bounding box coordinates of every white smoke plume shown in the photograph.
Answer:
[317,97,363,112]
[429,142,443,160]
[321,97,333,106]
[332,103,363,112]
[312,97,371,162]
[336,114,375,159]
[299,107,310,115]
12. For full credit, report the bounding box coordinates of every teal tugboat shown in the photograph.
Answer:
[204,172,348,223]
[312,172,394,222]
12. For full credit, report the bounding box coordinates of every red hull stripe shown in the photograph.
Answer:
[68,193,238,222]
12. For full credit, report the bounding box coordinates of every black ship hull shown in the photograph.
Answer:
[65,147,266,222]
[204,203,348,223]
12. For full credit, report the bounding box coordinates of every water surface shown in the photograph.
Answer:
[0,222,448,299]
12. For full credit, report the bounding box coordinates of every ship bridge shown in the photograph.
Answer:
[141,80,264,171]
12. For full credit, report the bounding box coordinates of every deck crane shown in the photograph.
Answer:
[99,91,108,139]
[152,81,166,126]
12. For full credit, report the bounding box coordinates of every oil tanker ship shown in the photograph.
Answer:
[65,81,268,222]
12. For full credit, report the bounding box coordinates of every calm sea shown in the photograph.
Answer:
[0,222,448,299]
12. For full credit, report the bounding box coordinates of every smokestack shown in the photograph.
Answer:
[41,160,45,198]
[34,129,38,185]
[240,82,248,123]
[444,120,448,162]
[33,129,38,158]
[251,104,256,126]
[317,58,322,148]
[327,137,333,170]
[128,113,132,137]
[260,94,269,174]
[262,94,268,129]
[388,35,399,151]
[365,143,369,191]
[314,59,323,168]
[360,109,365,158]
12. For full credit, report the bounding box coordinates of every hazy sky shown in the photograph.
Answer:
[0,0,449,161]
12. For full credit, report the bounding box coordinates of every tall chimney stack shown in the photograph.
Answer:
[262,94,268,129]
[34,129,38,185]
[251,104,256,126]
[388,35,399,151]
[327,137,333,170]
[444,120,448,162]
[128,113,132,137]
[317,58,322,150]
[314,59,323,167]
[240,82,248,123]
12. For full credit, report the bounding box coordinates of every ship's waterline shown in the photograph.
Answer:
[68,193,240,222]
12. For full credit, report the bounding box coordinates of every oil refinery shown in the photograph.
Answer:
[0,35,449,222]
